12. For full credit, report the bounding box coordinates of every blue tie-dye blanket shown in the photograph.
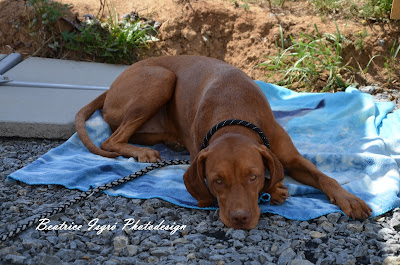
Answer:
[8,81,400,221]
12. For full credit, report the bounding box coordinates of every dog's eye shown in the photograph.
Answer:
[249,174,257,181]
[215,178,223,185]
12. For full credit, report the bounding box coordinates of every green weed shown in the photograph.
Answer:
[25,0,71,55]
[62,4,158,64]
[230,0,251,10]
[240,2,251,11]
[258,24,354,92]
[28,0,158,63]
[354,29,369,52]
[310,0,342,15]
[26,0,70,27]
[351,0,393,21]
[308,0,393,21]
[384,41,400,86]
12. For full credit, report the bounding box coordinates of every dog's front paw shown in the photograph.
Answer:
[268,181,290,205]
[329,190,372,220]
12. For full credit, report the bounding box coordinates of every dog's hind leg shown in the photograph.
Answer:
[101,65,176,162]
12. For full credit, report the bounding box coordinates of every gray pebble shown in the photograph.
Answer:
[276,241,292,256]
[365,230,384,240]
[195,221,208,233]
[233,239,244,248]
[319,253,335,265]
[56,249,76,262]
[169,255,188,262]
[259,252,274,263]
[4,254,26,264]
[335,253,356,265]
[150,248,170,257]
[384,256,400,265]
[353,244,368,257]
[365,223,380,232]
[231,230,247,240]
[4,157,19,165]
[113,235,129,252]
[299,221,309,228]
[22,239,42,250]
[277,248,296,265]
[46,236,58,245]
[86,242,102,253]
[184,233,206,241]
[326,212,341,224]
[359,85,378,94]
[38,254,63,265]
[320,221,335,233]
[209,254,225,261]
[247,233,262,242]
[370,255,383,265]
[290,259,314,265]
[124,245,137,256]
[379,227,395,239]
[346,222,363,233]
[310,231,326,239]
[390,212,400,230]
[103,260,119,265]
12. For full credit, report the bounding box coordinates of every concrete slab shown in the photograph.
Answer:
[0,57,129,139]
[4,57,127,86]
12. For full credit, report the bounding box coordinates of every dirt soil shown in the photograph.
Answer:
[0,0,399,90]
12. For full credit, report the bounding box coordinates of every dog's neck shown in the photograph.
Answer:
[199,119,270,152]
[205,126,264,149]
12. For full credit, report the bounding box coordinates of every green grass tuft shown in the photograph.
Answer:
[384,41,400,86]
[258,24,355,92]
[62,0,158,64]
[26,0,158,63]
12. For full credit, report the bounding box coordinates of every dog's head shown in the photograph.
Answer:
[183,134,284,229]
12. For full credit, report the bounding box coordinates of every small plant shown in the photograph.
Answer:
[310,0,341,15]
[272,0,287,7]
[25,0,158,62]
[25,0,71,54]
[62,17,158,64]
[354,29,369,52]
[229,0,295,9]
[351,0,393,21]
[62,0,159,64]
[240,2,251,10]
[384,41,400,86]
[26,0,70,27]
[230,0,252,10]
[26,0,70,25]
[258,24,354,92]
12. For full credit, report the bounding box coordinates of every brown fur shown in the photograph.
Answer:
[75,55,372,229]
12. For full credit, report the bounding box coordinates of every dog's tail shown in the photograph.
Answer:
[75,91,119,158]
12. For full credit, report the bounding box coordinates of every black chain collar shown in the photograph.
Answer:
[200,119,271,150]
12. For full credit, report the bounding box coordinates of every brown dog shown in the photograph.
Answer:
[75,55,372,229]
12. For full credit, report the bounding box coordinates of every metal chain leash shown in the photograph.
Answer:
[0,159,190,242]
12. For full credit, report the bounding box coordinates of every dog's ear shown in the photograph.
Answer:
[183,149,214,207]
[257,145,284,192]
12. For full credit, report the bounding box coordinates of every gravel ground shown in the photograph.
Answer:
[1,87,400,265]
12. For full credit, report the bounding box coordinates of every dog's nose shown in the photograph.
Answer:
[230,209,250,225]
